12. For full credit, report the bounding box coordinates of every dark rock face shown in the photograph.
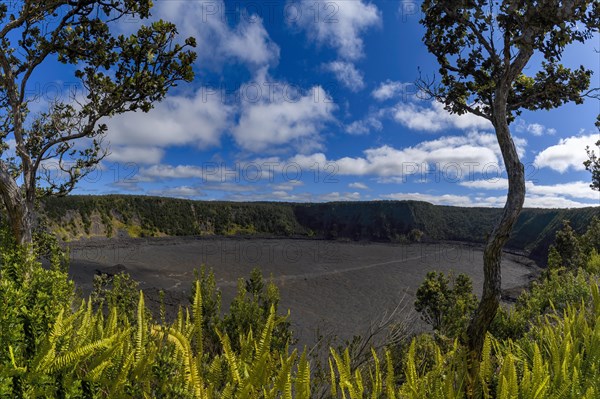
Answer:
[95,264,128,277]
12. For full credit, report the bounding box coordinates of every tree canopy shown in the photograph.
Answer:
[0,1,196,244]
[420,0,598,120]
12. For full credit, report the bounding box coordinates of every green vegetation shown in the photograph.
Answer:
[41,195,303,238]
[2,213,600,397]
[330,217,600,399]
[0,0,597,396]
[584,116,600,191]
[0,1,196,245]
[40,195,600,264]
[0,224,300,398]
[418,0,597,358]
[414,272,477,339]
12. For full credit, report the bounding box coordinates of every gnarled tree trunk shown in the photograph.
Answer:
[466,94,526,356]
[0,163,33,246]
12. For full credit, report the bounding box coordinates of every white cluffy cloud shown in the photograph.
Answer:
[231,83,336,153]
[345,114,383,135]
[371,80,412,101]
[320,192,362,201]
[290,131,525,178]
[393,101,493,132]
[534,134,599,173]
[349,182,369,190]
[133,0,280,69]
[106,89,234,164]
[324,61,365,91]
[140,164,206,180]
[515,120,557,137]
[381,192,475,207]
[461,179,599,201]
[107,146,165,165]
[289,0,381,61]
[381,191,594,208]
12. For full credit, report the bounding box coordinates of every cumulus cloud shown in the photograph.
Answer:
[392,101,493,132]
[140,164,206,180]
[232,85,336,153]
[349,182,369,190]
[345,114,383,135]
[148,186,207,199]
[289,0,381,60]
[515,120,557,137]
[324,61,365,91]
[272,181,304,192]
[459,178,509,190]
[527,181,598,201]
[107,146,164,165]
[139,160,292,183]
[534,134,599,173]
[222,17,281,67]
[125,0,280,70]
[461,179,600,201]
[381,192,474,207]
[223,190,314,202]
[523,195,593,208]
[371,80,411,101]
[148,181,261,199]
[291,131,522,179]
[473,194,593,208]
[320,191,362,201]
[107,88,233,153]
[526,123,556,136]
[289,153,328,168]
[381,191,593,208]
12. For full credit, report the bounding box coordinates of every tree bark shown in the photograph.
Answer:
[466,96,526,356]
[0,163,33,245]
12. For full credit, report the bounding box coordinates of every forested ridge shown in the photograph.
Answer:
[41,195,600,263]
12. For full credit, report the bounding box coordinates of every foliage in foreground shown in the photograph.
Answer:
[337,282,600,399]
[0,226,304,398]
[2,217,600,398]
[414,271,477,339]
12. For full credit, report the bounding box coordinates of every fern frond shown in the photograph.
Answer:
[369,348,382,399]
[385,349,396,399]
[295,350,310,399]
[135,291,146,363]
[218,330,242,385]
[329,357,337,398]
[49,334,118,374]
[193,280,203,356]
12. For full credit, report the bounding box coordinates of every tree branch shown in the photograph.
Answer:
[442,4,500,65]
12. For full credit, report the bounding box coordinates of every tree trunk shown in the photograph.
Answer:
[0,164,33,246]
[466,100,526,356]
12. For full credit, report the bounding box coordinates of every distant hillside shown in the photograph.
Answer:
[40,195,600,264]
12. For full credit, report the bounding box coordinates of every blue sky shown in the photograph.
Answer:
[22,0,600,207]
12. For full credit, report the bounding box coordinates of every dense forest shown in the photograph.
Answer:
[41,195,600,264]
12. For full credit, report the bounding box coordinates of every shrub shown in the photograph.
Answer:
[414,271,477,338]
[409,229,424,242]
[586,248,600,274]
[91,271,140,321]
[0,226,307,398]
[491,267,593,340]
[222,268,294,352]
[553,220,586,270]
[331,282,600,399]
